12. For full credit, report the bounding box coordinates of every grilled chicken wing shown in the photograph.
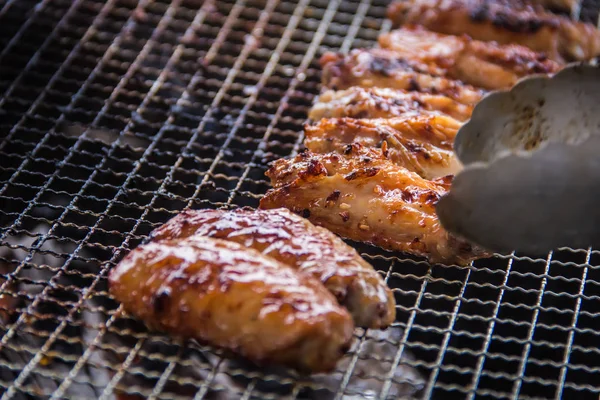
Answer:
[109,236,354,373]
[378,26,561,90]
[320,49,486,105]
[260,144,490,265]
[147,207,395,329]
[305,116,463,180]
[309,87,473,122]
[387,0,600,63]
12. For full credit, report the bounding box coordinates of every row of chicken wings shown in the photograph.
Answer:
[260,0,600,266]
[109,0,600,374]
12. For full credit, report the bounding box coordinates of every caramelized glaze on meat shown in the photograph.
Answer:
[148,207,396,329]
[309,87,473,122]
[109,237,354,373]
[304,116,463,180]
[260,144,490,265]
[320,49,486,105]
[387,0,600,62]
[379,26,561,90]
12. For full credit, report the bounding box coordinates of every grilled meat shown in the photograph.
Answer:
[304,116,463,180]
[387,0,600,63]
[260,144,490,265]
[148,207,396,329]
[309,87,473,122]
[378,26,561,90]
[109,236,354,373]
[320,49,486,105]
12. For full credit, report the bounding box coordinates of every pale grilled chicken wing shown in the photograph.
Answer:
[320,49,486,105]
[309,87,473,122]
[259,144,490,265]
[109,236,354,373]
[147,207,395,329]
[304,116,463,180]
[387,0,600,63]
[379,26,561,90]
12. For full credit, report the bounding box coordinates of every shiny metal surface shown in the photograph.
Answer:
[454,64,600,166]
[438,64,600,255]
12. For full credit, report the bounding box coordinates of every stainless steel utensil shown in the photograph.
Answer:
[436,64,600,256]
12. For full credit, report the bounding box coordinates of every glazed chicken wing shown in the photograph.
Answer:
[259,144,490,265]
[387,0,600,63]
[378,26,561,90]
[309,87,473,122]
[320,49,486,105]
[305,116,463,180]
[148,207,396,329]
[109,236,354,373]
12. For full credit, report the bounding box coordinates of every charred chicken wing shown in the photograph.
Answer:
[378,26,561,90]
[309,87,474,122]
[304,116,463,180]
[320,49,486,105]
[109,236,354,373]
[259,144,490,265]
[387,0,600,63]
[148,207,396,329]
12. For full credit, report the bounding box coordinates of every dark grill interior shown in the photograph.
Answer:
[1,0,600,399]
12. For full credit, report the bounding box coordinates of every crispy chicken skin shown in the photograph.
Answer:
[147,207,396,329]
[378,26,561,90]
[309,87,473,122]
[109,236,354,373]
[259,144,490,265]
[387,0,600,63]
[320,49,486,105]
[304,116,463,180]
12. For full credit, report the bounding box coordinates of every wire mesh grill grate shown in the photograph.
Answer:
[1,0,600,399]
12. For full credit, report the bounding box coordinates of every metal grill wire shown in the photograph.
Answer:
[1,0,600,399]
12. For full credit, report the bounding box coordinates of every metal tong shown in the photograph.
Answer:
[436,64,600,256]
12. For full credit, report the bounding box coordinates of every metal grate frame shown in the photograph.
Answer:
[2,0,600,399]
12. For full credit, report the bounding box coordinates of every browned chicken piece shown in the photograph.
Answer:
[259,144,490,266]
[305,116,463,180]
[320,49,486,106]
[147,207,396,329]
[309,87,473,122]
[387,0,600,63]
[109,236,354,373]
[378,26,562,90]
